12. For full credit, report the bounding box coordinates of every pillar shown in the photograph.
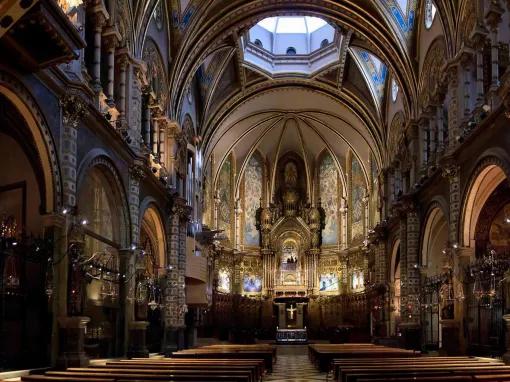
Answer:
[485,1,504,105]
[102,27,120,105]
[116,52,129,128]
[89,10,106,94]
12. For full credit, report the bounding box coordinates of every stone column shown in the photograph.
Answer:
[397,200,421,349]
[116,51,129,129]
[142,94,152,150]
[129,60,148,153]
[177,199,191,349]
[57,316,90,368]
[163,197,191,354]
[87,7,107,94]
[441,163,461,245]
[167,122,181,189]
[60,93,87,209]
[485,1,504,104]
[151,113,160,158]
[102,27,120,105]
[446,65,460,150]
[158,118,167,166]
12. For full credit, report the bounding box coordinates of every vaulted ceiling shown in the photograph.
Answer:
[162,0,444,181]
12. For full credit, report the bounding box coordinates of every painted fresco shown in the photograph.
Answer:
[244,155,263,246]
[351,48,388,104]
[319,153,339,245]
[351,155,365,242]
[381,0,416,36]
[320,273,339,292]
[202,162,211,226]
[218,157,232,239]
[371,157,380,226]
[242,274,262,293]
[217,269,231,293]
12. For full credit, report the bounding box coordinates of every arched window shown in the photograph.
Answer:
[424,0,437,29]
[319,152,339,245]
[320,39,329,48]
[254,39,263,48]
[286,47,297,55]
[391,78,399,102]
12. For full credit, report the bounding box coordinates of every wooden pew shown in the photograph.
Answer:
[104,361,260,382]
[119,356,266,380]
[338,365,510,382]
[44,370,251,381]
[308,343,418,372]
[172,350,273,372]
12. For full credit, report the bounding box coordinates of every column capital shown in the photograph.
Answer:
[485,0,504,30]
[102,26,121,50]
[61,92,88,128]
[87,2,109,29]
[129,162,147,181]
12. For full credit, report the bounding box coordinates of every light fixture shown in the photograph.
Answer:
[81,218,88,226]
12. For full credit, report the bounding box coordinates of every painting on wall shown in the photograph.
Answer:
[370,156,380,226]
[319,153,339,245]
[351,155,366,243]
[489,203,510,248]
[217,269,231,293]
[242,274,262,293]
[320,273,339,292]
[352,270,365,291]
[244,155,263,246]
[217,156,232,239]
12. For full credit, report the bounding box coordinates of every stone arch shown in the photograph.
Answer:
[139,200,167,275]
[460,155,510,249]
[421,204,448,276]
[77,152,131,248]
[0,70,61,213]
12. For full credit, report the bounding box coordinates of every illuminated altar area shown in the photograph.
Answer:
[205,122,377,340]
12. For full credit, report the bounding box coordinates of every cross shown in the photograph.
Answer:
[286,304,296,320]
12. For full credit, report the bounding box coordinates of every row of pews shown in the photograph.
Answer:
[309,343,510,382]
[11,344,274,382]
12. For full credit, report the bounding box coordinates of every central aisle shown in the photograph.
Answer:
[265,345,327,381]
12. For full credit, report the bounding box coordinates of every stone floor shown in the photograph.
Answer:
[265,345,327,381]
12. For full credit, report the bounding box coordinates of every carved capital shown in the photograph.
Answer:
[102,26,121,51]
[485,0,504,29]
[129,163,146,180]
[61,93,87,128]
[440,161,460,179]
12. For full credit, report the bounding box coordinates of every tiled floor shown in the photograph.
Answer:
[265,345,327,381]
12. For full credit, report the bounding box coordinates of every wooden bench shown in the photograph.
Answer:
[308,343,418,372]
[105,361,261,381]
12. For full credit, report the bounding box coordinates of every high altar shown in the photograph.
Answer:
[212,151,370,338]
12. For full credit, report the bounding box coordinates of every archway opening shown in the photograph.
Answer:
[76,165,127,359]
[0,94,52,370]
[139,206,166,353]
[421,207,448,350]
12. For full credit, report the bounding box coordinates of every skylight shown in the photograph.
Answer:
[257,16,328,34]
[244,16,338,76]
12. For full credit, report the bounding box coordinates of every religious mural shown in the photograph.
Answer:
[352,270,365,291]
[244,155,263,246]
[351,155,365,243]
[320,273,339,292]
[319,153,339,245]
[217,269,231,293]
[489,203,510,248]
[217,156,232,239]
[242,275,262,293]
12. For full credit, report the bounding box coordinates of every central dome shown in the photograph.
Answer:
[242,16,339,76]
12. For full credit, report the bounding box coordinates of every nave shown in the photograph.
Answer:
[5,342,510,382]
[5,0,510,379]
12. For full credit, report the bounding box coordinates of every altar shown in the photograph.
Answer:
[276,328,308,343]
